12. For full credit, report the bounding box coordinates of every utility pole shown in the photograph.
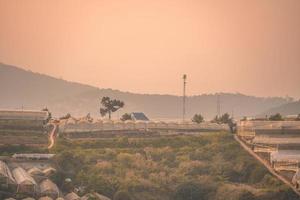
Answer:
[183,74,187,121]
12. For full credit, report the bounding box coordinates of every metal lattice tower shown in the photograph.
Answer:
[217,94,220,117]
[183,74,187,121]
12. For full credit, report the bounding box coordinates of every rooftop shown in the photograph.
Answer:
[12,167,36,185]
[131,112,149,121]
[12,153,55,159]
[271,150,300,162]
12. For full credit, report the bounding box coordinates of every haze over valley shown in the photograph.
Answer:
[1,62,298,119]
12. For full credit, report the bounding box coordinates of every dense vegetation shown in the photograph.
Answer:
[269,113,284,121]
[192,114,204,123]
[48,132,298,200]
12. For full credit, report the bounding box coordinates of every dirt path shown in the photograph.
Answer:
[234,135,300,196]
[48,123,57,149]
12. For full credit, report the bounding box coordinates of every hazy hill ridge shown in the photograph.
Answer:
[0,63,293,119]
[262,101,300,116]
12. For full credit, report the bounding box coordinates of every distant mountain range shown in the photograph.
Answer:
[0,62,296,120]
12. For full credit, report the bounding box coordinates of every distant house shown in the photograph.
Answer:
[130,112,149,121]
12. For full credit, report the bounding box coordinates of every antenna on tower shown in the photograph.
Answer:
[183,74,187,121]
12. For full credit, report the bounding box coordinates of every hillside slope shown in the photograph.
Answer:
[262,101,300,116]
[0,62,292,119]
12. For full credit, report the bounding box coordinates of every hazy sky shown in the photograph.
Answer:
[0,0,300,98]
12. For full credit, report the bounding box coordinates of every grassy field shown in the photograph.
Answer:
[46,132,299,200]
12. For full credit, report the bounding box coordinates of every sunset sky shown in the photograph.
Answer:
[0,0,300,98]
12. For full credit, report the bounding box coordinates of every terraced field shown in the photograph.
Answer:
[0,130,48,146]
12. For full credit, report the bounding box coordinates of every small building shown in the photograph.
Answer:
[39,179,59,199]
[0,160,15,185]
[130,112,149,121]
[12,167,37,194]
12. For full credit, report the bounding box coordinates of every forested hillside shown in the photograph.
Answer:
[0,63,293,119]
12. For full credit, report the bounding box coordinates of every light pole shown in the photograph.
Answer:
[183,74,187,121]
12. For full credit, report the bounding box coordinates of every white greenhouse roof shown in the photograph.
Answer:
[253,137,300,145]
[12,167,36,185]
[0,160,15,183]
[0,109,49,121]
[40,179,59,194]
[65,192,80,200]
[12,153,55,159]
[271,150,300,162]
